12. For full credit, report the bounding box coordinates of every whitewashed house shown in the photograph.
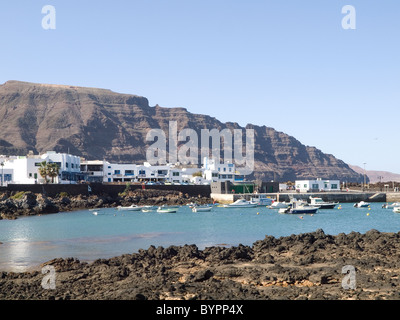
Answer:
[0,151,81,184]
[295,178,340,193]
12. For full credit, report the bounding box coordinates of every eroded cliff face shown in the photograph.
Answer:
[0,80,363,181]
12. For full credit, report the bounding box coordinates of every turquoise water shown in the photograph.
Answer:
[1,203,400,271]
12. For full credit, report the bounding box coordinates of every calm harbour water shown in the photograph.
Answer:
[1,202,400,271]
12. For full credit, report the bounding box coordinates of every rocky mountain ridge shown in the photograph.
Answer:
[0,80,364,182]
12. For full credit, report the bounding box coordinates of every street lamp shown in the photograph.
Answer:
[0,162,3,187]
[363,162,367,191]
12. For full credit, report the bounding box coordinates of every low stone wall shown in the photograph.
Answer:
[0,183,211,198]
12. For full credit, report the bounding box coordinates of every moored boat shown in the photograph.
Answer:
[250,194,274,206]
[117,204,142,211]
[157,207,177,213]
[393,207,400,213]
[192,206,212,212]
[223,199,258,208]
[278,199,319,214]
[382,202,400,209]
[354,201,370,208]
[309,196,338,209]
[268,201,289,209]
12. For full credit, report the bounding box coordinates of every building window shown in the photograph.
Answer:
[173,172,179,176]
[66,163,69,168]
[331,184,338,189]
[212,173,218,178]
[312,184,319,189]
[114,170,120,174]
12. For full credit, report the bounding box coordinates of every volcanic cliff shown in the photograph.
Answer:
[0,80,363,182]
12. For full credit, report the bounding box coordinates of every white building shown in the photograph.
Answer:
[80,160,184,184]
[0,151,81,184]
[295,179,340,193]
[202,157,236,183]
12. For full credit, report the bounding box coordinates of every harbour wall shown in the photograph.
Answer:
[211,192,388,204]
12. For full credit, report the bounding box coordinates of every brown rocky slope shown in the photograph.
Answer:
[0,80,363,182]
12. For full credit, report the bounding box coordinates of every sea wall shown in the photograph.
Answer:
[275,192,386,203]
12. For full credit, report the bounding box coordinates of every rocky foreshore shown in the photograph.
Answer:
[1,229,400,300]
[0,189,212,220]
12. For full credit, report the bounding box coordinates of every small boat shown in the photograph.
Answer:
[92,211,99,216]
[309,196,338,209]
[159,205,180,209]
[382,202,400,209]
[268,201,289,209]
[250,194,274,206]
[223,199,258,208]
[279,200,319,214]
[141,206,157,212]
[117,204,142,211]
[393,207,400,213]
[157,207,177,213]
[192,206,212,212]
[354,201,370,208]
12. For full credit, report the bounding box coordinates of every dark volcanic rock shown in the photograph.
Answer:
[1,229,400,300]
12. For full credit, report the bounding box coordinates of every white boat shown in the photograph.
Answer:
[250,194,274,206]
[279,199,319,214]
[157,207,177,213]
[141,206,157,212]
[382,202,400,209]
[92,211,99,216]
[309,196,338,209]
[268,201,289,209]
[223,199,258,208]
[192,206,212,212]
[393,207,400,213]
[354,201,370,208]
[117,204,142,211]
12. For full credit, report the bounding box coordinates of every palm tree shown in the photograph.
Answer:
[47,162,60,183]
[38,161,49,184]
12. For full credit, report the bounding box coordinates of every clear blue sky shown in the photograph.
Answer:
[0,1,399,174]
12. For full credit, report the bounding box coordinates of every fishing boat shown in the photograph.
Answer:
[309,196,338,209]
[223,199,258,208]
[117,204,142,211]
[278,200,319,214]
[157,207,177,213]
[192,206,212,212]
[354,201,370,208]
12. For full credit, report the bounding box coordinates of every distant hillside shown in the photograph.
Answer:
[0,80,365,182]
[349,165,400,183]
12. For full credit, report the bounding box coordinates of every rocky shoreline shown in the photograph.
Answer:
[1,229,400,300]
[0,189,212,220]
